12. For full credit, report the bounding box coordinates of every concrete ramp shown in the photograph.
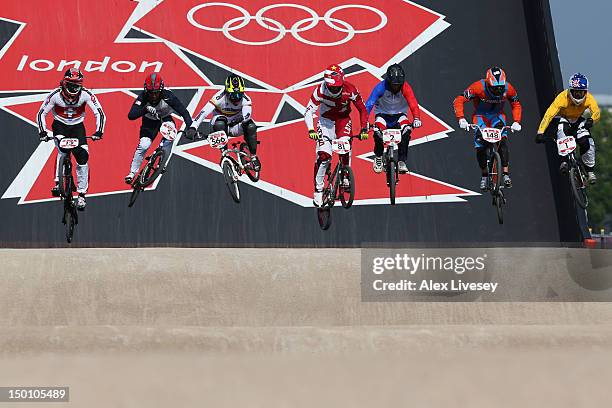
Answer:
[1,248,612,407]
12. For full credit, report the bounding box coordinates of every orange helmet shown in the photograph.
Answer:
[485,66,507,97]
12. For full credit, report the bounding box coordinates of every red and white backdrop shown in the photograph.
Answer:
[0,0,476,207]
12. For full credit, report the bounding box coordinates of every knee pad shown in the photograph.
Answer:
[213,117,229,133]
[138,137,152,151]
[242,119,257,137]
[73,146,89,165]
[317,152,331,163]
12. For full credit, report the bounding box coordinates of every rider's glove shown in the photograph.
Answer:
[39,130,49,142]
[511,122,522,132]
[146,105,159,119]
[459,118,470,130]
[584,118,594,130]
[535,133,545,144]
[185,127,197,140]
[412,118,422,129]
[308,129,320,140]
[91,131,103,140]
[359,128,369,141]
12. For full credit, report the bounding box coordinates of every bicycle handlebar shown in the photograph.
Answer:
[467,124,513,132]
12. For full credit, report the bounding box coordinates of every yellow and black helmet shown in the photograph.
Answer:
[225,74,245,102]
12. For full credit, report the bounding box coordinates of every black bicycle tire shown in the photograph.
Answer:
[128,183,141,208]
[65,206,75,243]
[490,151,502,194]
[57,158,72,198]
[496,194,504,225]
[140,149,166,187]
[317,208,332,230]
[388,161,396,205]
[569,166,589,209]
[339,165,355,209]
[222,160,241,203]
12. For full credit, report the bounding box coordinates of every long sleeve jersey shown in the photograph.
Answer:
[37,88,105,134]
[191,89,252,129]
[537,91,600,134]
[453,80,522,122]
[365,81,421,119]
[128,89,193,127]
[304,81,368,130]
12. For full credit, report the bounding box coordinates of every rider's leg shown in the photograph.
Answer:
[373,116,386,173]
[576,117,596,173]
[313,119,335,206]
[397,115,411,173]
[240,119,258,154]
[556,118,572,173]
[129,118,159,176]
[335,116,352,167]
[73,145,89,195]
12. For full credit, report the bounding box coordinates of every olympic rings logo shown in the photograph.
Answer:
[186,3,388,47]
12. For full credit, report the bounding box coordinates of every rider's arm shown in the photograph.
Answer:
[537,92,565,134]
[401,82,421,120]
[453,81,480,119]
[37,91,57,133]
[304,87,321,130]
[128,93,147,120]
[365,81,386,115]
[165,91,193,128]
[241,96,253,122]
[351,89,369,130]
[191,101,216,129]
[84,89,105,134]
[506,83,522,123]
[585,93,601,123]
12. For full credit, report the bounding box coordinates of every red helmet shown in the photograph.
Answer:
[324,64,344,87]
[144,72,164,103]
[60,68,83,102]
[323,64,344,96]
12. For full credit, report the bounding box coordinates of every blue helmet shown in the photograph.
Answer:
[568,73,588,105]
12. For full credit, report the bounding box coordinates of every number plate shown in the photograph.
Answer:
[481,128,503,143]
[208,131,229,149]
[58,138,79,149]
[332,136,351,154]
[382,129,402,146]
[557,136,577,156]
[159,122,177,141]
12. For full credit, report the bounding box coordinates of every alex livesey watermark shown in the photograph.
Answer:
[361,247,612,302]
[371,253,498,293]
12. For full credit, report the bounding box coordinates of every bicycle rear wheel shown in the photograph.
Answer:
[495,191,504,225]
[222,160,241,203]
[317,208,332,230]
[338,166,355,209]
[128,182,141,208]
[240,143,260,182]
[569,166,589,209]
[64,204,76,243]
[140,149,165,187]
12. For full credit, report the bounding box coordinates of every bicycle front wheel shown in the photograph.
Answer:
[140,149,165,187]
[317,207,332,230]
[490,151,502,194]
[240,143,260,182]
[222,160,241,203]
[64,205,76,243]
[338,166,355,209]
[569,166,589,209]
